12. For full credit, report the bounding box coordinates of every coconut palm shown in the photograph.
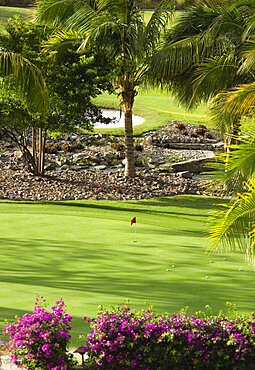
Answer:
[35,0,173,177]
[151,0,255,133]
[149,0,255,260]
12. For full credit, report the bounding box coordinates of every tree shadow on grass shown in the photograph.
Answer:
[0,196,224,218]
[1,235,255,346]
[1,237,255,315]
[129,195,227,210]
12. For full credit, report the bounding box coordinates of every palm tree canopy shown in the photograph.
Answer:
[35,0,173,87]
[0,52,49,117]
[35,0,173,178]
[150,0,255,114]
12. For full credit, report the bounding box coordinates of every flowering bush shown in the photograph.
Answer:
[3,297,76,370]
[83,304,255,369]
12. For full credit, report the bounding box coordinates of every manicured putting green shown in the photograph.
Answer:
[0,195,255,346]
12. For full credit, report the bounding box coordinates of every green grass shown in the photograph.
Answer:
[93,90,209,135]
[0,195,255,348]
[0,6,32,33]
[0,6,31,21]
[0,6,31,31]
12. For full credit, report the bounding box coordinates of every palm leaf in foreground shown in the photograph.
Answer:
[207,127,255,194]
[209,179,255,264]
[210,82,255,134]
[0,52,49,117]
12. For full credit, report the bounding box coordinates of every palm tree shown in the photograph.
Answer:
[35,0,173,177]
[0,52,49,175]
[151,0,255,134]
[149,0,255,261]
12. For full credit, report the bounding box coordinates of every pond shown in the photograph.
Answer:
[94,109,144,128]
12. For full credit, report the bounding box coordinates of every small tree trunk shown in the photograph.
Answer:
[41,128,46,175]
[32,127,37,166]
[25,126,46,176]
[38,127,43,175]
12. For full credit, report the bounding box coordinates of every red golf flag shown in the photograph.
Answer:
[131,217,136,225]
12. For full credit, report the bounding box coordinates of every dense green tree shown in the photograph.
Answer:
[0,16,113,174]
[35,0,173,177]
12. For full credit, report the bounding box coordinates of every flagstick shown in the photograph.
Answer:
[133,223,137,243]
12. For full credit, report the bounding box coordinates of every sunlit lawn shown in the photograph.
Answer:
[0,6,31,31]
[93,89,209,135]
[0,196,254,347]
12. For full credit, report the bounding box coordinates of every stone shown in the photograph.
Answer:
[177,171,193,179]
[13,150,23,159]
[72,152,88,161]
[94,165,107,170]
[171,157,213,174]
[0,120,222,201]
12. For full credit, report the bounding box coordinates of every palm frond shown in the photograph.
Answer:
[238,38,255,75]
[190,55,240,109]
[208,127,255,193]
[208,178,255,262]
[144,0,173,52]
[210,82,255,133]
[0,52,49,117]
[42,30,82,58]
[35,0,84,28]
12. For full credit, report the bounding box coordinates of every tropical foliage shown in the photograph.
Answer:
[0,16,113,175]
[0,52,49,117]
[35,0,173,177]
[149,0,255,261]
[151,0,255,133]
[208,124,255,263]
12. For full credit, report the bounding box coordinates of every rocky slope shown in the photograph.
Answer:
[0,121,222,201]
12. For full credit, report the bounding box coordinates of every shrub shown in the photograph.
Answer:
[3,297,76,370]
[195,124,208,136]
[83,304,255,369]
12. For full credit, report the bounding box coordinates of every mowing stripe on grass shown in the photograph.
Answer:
[0,195,254,347]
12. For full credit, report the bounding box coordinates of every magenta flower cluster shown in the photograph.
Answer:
[3,297,76,370]
[83,305,255,369]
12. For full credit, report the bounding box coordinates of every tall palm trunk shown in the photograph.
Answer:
[120,82,137,178]
[124,106,135,178]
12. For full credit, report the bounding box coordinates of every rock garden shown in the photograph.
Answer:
[0,121,223,201]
